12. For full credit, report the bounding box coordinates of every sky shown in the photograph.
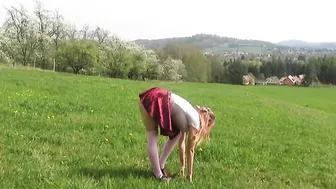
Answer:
[0,0,335,43]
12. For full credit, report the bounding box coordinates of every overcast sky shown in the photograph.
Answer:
[0,0,335,43]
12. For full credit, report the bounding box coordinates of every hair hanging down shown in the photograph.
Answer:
[194,105,216,146]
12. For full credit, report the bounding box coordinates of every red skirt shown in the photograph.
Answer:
[139,87,180,139]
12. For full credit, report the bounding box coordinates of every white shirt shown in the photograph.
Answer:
[171,92,200,130]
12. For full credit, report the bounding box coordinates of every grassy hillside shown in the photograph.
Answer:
[133,34,277,54]
[1,67,336,189]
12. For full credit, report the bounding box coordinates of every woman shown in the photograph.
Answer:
[138,87,216,182]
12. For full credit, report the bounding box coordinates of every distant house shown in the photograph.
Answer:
[279,77,287,85]
[265,76,280,85]
[254,76,280,85]
[242,73,255,85]
[298,74,304,80]
[242,75,250,85]
[298,74,306,85]
[283,75,296,85]
[282,74,306,85]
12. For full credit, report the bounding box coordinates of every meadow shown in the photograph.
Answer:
[1,66,336,189]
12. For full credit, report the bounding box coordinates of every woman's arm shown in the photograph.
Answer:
[186,126,198,182]
[178,131,186,176]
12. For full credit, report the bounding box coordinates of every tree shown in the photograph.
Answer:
[99,36,133,78]
[56,40,98,74]
[160,56,186,81]
[79,25,91,40]
[143,50,162,80]
[1,5,38,66]
[50,9,67,68]
[207,55,224,83]
[33,1,54,69]
[227,59,248,84]
[183,51,209,82]
[158,43,210,82]
[0,49,10,63]
[243,59,262,79]
[128,52,146,80]
[304,57,318,84]
[92,26,110,45]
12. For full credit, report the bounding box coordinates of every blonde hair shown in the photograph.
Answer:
[194,106,216,146]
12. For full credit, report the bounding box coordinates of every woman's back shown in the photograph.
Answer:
[170,92,200,132]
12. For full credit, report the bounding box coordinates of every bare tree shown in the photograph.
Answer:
[92,26,110,45]
[79,25,90,40]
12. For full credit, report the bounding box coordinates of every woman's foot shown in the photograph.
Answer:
[154,173,171,181]
[161,168,170,178]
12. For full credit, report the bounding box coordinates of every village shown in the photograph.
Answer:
[243,73,307,86]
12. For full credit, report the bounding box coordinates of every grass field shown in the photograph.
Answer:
[1,67,336,189]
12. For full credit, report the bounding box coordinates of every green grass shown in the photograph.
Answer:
[1,67,336,189]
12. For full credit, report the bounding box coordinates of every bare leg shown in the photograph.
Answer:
[138,101,163,178]
[147,130,162,178]
[159,132,182,169]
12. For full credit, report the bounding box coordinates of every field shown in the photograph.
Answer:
[1,67,336,189]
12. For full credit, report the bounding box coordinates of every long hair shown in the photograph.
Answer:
[194,105,216,146]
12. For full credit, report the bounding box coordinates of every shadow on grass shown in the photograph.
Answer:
[78,167,153,180]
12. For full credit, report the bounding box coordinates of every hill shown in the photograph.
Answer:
[277,40,336,49]
[276,40,309,47]
[1,67,336,188]
[133,34,277,54]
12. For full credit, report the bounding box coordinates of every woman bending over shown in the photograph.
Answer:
[138,87,216,182]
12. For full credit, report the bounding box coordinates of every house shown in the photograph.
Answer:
[242,75,250,85]
[242,73,255,85]
[279,77,287,85]
[282,74,305,85]
[265,76,280,85]
[297,74,306,85]
[283,75,296,85]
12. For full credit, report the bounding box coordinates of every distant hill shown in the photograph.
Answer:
[277,40,336,49]
[133,34,277,54]
[277,40,309,47]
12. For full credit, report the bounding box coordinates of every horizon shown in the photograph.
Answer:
[1,0,335,44]
[133,35,336,44]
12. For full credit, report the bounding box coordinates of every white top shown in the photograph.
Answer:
[171,92,200,130]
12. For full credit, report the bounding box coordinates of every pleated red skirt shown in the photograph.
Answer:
[139,87,180,139]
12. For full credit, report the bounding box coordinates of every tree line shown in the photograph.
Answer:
[208,54,336,85]
[0,1,335,85]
